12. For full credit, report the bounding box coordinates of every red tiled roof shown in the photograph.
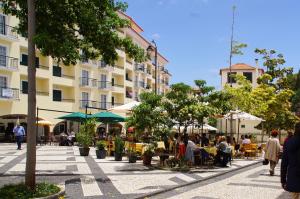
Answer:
[219,63,264,75]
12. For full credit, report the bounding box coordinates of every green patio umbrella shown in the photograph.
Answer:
[90,112,125,123]
[57,112,90,122]
[91,112,125,135]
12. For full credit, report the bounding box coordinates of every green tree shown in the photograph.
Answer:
[255,49,293,90]
[193,80,217,135]
[232,41,247,56]
[224,75,253,112]
[3,0,145,189]
[164,83,195,133]
[126,92,171,142]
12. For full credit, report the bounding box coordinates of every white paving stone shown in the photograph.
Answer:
[80,176,103,197]
[108,174,178,194]
[166,164,286,199]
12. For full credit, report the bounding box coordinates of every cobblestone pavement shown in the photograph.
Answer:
[0,144,263,199]
[149,161,290,199]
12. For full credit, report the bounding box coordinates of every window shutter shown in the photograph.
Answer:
[21,54,28,66]
[22,81,28,94]
[35,57,39,68]
[53,90,62,101]
[53,66,62,77]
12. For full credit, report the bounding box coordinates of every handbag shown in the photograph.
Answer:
[262,159,269,165]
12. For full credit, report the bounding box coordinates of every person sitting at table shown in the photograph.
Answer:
[201,133,209,147]
[213,135,220,146]
[185,139,197,166]
[242,135,251,145]
[177,136,186,159]
[215,136,230,167]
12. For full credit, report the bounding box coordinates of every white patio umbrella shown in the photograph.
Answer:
[224,110,264,142]
[109,101,141,112]
[224,111,264,121]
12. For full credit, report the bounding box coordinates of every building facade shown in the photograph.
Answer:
[218,63,265,142]
[220,63,264,89]
[0,11,171,137]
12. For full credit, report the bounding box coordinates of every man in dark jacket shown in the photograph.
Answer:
[281,123,300,199]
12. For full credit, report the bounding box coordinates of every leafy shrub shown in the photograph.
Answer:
[0,182,60,199]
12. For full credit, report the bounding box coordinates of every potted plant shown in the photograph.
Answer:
[114,136,124,161]
[96,140,107,159]
[128,148,137,163]
[76,119,96,156]
[143,143,156,166]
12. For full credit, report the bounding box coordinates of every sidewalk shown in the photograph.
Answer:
[0,144,261,199]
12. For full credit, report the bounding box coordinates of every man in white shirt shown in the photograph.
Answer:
[13,124,25,150]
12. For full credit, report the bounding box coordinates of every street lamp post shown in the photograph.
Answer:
[147,40,158,95]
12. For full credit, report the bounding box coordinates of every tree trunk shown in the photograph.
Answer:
[25,0,36,190]
[230,113,233,144]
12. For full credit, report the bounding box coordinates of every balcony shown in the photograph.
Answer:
[134,64,145,73]
[52,67,75,79]
[0,87,19,100]
[81,56,100,68]
[139,81,146,89]
[126,90,133,99]
[112,64,124,74]
[98,81,111,90]
[79,77,97,88]
[146,69,152,76]
[0,24,18,41]
[80,100,99,109]
[111,83,124,93]
[99,61,114,72]
[80,100,123,110]
[0,55,18,71]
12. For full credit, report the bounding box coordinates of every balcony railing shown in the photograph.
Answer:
[81,58,98,67]
[61,98,75,103]
[134,64,145,72]
[139,81,145,88]
[36,91,49,96]
[79,77,97,87]
[147,69,152,75]
[0,55,18,70]
[80,100,98,109]
[98,81,111,90]
[0,24,18,39]
[0,87,19,100]
[126,60,133,65]
[99,62,113,71]
[112,84,124,88]
[113,65,124,70]
[126,91,133,99]
[80,100,123,110]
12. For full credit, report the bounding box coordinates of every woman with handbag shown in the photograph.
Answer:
[264,130,281,176]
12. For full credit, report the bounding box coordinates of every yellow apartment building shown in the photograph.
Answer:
[0,11,171,139]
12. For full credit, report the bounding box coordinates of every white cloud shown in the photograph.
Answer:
[152,33,161,40]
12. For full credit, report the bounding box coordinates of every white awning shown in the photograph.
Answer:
[109,101,141,112]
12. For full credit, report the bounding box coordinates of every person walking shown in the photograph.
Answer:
[13,124,25,150]
[281,123,300,199]
[264,130,281,176]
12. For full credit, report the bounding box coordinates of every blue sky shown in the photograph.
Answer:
[125,0,300,89]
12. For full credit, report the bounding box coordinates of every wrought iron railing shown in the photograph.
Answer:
[0,23,18,39]
[0,87,19,100]
[0,55,18,70]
